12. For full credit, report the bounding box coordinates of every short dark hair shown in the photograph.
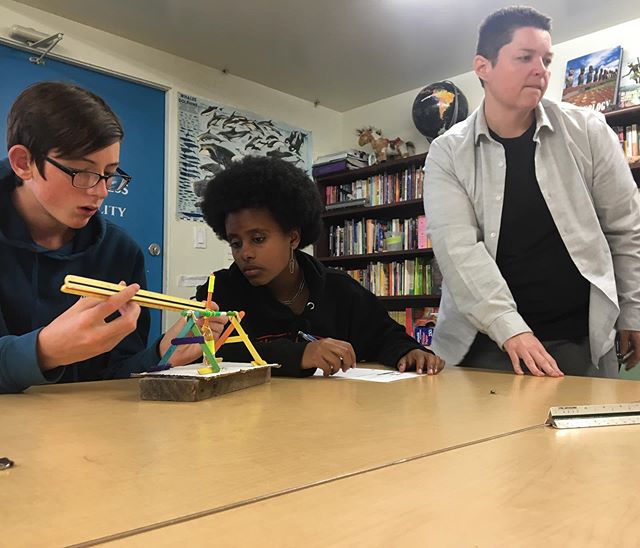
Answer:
[201,156,323,248]
[476,6,551,64]
[7,81,123,178]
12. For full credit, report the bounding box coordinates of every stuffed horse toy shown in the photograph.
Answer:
[356,127,415,163]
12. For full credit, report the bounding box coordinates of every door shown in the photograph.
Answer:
[0,42,165,339]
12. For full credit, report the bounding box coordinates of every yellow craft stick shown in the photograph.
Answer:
[203,272,216,330]
[63,275,208,310]
[60,275,207,312]
[61,284,188,313]
[201,273,218,368]
[229,316,267,365]
[207,273,216,298]
[62,282,190,313]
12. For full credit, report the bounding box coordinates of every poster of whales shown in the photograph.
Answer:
[177,92,313,221]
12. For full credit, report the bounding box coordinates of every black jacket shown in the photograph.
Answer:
[195,251,425,377]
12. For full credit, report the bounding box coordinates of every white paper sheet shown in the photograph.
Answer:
[135,362,277,379]
[312,367,419,382]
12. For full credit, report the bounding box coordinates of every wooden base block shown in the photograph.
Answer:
[139,367,271,402]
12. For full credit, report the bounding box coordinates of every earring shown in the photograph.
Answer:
[288,247,295,274]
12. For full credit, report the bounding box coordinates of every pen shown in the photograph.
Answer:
[297,331,355,371]
[297,331,317,342]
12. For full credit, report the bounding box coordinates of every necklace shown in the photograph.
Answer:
[280,277,306,305]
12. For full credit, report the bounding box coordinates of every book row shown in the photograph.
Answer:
[328,216,431,257]
[388,307,439,345]
[612,124,640,158]
[337,257,441,298]
[323,165,425,207]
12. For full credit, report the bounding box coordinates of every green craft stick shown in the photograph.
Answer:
[158,317,197,365]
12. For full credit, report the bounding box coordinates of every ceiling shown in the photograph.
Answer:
[14,0,640,111]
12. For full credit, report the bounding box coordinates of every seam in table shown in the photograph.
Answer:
[67,422,546,547]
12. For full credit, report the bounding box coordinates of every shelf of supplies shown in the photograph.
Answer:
[377,295,441,310]
[604,105,640,126]
[322,198,424,221]
[314,153,427,185]
[316,248,433,265]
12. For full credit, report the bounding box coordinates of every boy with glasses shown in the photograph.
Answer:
[0,82,220,393]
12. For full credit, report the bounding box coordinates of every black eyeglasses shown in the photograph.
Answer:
[45,156,132,192]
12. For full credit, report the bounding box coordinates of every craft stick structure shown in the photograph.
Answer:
[60,274,267,374]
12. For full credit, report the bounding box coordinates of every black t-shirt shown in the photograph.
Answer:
[490,122,589,341]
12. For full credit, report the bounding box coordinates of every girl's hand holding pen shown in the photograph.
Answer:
[300,335,356,376]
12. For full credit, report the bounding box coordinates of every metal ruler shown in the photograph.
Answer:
[546,403,640,429]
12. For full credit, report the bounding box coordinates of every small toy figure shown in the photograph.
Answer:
[356,127,415,163]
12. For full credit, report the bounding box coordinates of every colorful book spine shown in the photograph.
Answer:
[335,259,437,297]
[327,217,432,256]
[417,215,429,249]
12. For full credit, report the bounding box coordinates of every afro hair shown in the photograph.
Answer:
[200,155,323,248]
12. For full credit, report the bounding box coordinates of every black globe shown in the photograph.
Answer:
[412,81,469,140]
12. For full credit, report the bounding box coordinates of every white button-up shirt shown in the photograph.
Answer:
[424,98,640,365]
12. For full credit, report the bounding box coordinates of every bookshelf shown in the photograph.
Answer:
[605,104,640,184]
[313,152,440,311]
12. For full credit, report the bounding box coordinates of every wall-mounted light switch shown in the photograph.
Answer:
[194,225,207,249]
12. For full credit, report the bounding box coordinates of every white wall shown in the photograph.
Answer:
[0,0,343,327]
[341,17,640,153]
[2,0,639,328]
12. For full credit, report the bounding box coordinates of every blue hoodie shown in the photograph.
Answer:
[0,159,159,393]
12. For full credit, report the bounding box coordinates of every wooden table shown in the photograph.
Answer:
[1,367,639,546]
[115,425,640,547]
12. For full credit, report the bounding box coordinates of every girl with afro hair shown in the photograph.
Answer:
[196,155,444,377]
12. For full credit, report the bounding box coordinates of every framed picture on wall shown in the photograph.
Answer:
[561,46,623,113]
[618,51,640,108]
[176,92,313,221]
